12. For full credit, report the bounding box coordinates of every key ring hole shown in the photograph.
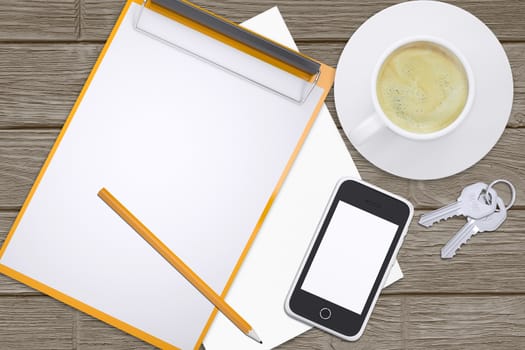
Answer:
[481,189,493,205]
[484,179,516,211]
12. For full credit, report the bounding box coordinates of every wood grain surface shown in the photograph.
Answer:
[1,42,524,129]
[80,0,525,41]
[0,0,524,349]
[0,296,74,349]
[0,1,79,41]
[405,296,525,349]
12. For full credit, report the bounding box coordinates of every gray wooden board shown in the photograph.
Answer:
[0,296,74,349]
[0,0,79,41]
[405,296,525,349]
[0,42,524,129]
[80,0,525,42]
[76,295,402,350]
[0,211,37,295]
[0,44,101,128]
[3,294,525,349]
[1,0,525,348]
[0,129,523,210]
[3,210,525,295]
[392,210,525,294]
[0,130,60,209]
[77,312,156,350]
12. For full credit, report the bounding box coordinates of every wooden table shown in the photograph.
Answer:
[0,1,524,349]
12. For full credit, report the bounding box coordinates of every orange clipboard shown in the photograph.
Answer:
[0,1,335,349]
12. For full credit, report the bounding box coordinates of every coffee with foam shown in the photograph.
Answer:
[376,41,469,134]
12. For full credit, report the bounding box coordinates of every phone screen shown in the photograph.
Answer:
[300,200,398,315]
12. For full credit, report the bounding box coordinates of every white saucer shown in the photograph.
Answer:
[334,0,513,180]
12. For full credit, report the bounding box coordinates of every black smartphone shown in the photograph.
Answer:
[285,178,413,340]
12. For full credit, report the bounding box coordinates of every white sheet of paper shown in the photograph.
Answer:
[204,7,403,350]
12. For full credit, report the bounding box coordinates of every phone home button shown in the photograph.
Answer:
[319,307,331,320]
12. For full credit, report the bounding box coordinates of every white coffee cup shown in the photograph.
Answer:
[350,36,475,145]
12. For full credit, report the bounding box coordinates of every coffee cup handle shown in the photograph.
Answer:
[349,113,384,146]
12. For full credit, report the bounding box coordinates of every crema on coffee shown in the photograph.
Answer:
[376,41,468,134]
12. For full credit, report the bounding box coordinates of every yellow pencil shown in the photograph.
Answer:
[98,188,262,344]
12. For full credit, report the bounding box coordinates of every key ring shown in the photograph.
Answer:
[484,179,516,210]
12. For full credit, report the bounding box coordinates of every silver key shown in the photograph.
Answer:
[419,182,497,227]
[441,196,507,259]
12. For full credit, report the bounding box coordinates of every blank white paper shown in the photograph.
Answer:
[204,7,403,350]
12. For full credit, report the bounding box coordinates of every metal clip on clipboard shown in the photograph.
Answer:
[135,0,321,104]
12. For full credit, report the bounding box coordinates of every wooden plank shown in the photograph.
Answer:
[0,42,523,129]
[406,296,525,349]
[77,296,402,350]
[405,129,525,208]
[81,0,525,42]
[0,130,60,209]
[0,0,79,40]
[0,212,16,248]
[78,313,155,350]
[80,0,126,41]
[0,128,523,209]
[5,209,524,297]
[0,296,74,349]
[0,211,39,295]
[0,44,102,128]
[506,43,525,128]
[278,296,402,350]
[385,210,525,294]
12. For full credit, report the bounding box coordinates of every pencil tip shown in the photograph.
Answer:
[247,330,262,344]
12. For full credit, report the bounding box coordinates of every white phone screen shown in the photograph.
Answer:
[301,200,398,315]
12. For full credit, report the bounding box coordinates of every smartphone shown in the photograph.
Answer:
[285,178,413,341]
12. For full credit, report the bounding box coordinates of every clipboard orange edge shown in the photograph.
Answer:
[0,1,335,349]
